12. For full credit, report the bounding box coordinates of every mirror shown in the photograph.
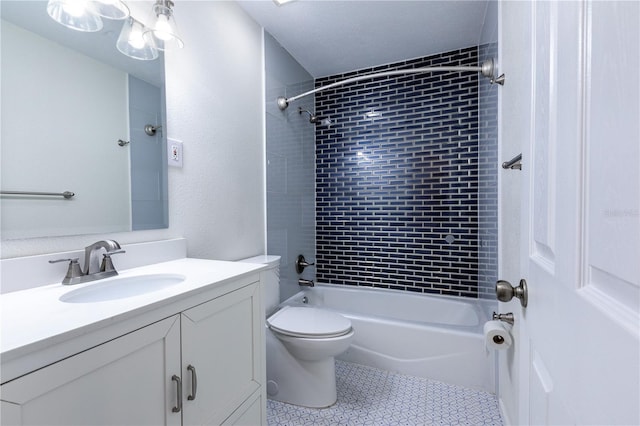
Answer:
[0,1,168,240]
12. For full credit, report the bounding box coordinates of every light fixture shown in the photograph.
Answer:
[117,17,158,61]
[91,0,130,20]
[46,0,182,60]
[143,0,184,51]
[47,0,103,32]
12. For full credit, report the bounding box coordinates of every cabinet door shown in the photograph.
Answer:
[181,282,263,426]
[1,316,181,426]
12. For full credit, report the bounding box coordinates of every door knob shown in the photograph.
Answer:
[495,279,528,307]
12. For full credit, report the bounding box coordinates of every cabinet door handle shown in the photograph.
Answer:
[187,365,198,401]
[171,375,182,413]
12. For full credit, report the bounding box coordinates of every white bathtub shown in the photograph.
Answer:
[282,283,496,392]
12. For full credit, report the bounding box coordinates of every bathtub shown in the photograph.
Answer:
[282,283,496,392]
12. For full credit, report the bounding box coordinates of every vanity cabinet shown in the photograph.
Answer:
[181,282,264,425]
[0,281,264,426]
[1,315,181,426]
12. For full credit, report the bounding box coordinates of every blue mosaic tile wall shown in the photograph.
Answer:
[315,47,480,298]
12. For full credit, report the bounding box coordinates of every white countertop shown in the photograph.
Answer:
[1,257,265,379]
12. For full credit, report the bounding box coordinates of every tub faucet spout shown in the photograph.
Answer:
[298,278,315,287]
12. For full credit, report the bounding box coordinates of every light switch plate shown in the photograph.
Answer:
[167,138,183,168]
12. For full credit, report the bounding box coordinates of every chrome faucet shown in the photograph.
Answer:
[84,239,123,275]
[49,240,125,285]
[298,278,315,287]
[295,255,315,273]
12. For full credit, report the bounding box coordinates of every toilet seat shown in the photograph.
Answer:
[267,306,352,338]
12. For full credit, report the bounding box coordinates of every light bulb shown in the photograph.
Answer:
[47,0,103,32]
[128,27,145,49]
[117,18,158,60]
[153,14,173,41]
[62,0,90,17]
[142,1,184,50]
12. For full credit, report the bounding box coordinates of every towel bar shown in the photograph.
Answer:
[1,190,75,199]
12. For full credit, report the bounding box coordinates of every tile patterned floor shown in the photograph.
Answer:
[267,360,503,425]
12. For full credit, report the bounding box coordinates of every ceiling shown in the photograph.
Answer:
[237,0,490,78]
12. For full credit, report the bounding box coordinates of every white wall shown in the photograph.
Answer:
[480,0,498,45]
[493,0,523,423]
[1,2,265,261]
[478,0,522,423]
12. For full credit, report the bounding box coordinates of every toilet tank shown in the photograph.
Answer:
[237,255,280,315]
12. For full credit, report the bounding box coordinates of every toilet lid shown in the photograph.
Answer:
[267,306,352,338]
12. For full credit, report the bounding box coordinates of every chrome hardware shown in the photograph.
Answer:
[298,107,321,124]
[298,278,315,287]
[117,139,130,146]
[48,258,84,284]
[482,58,506,86]
[496,279,528,307]
[100,250,126,272]
[491,74,506,86]
[301,296,308,304]
[171,375,182,413]
[1,190,75,199]
[187,365,197,401]
[295,254,315,273]
[84,240,122,275]
[278,58,504,111]
[492,311,515,326]
[49,257,78,264]
[144,124,162,136]
[502,153,522,170]
[50,240,126,285]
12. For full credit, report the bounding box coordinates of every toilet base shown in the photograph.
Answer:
[266,328,340,408]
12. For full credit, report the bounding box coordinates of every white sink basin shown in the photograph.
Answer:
[59,274,185,303]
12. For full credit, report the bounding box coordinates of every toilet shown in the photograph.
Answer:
[239,255,354,408]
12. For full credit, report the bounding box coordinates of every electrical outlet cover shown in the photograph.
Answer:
[167,138,183,168]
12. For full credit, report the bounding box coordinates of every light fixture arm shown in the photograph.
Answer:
[277,58,504,111]
[153,0,175,18]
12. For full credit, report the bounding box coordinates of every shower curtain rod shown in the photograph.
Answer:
[276,58,504,111]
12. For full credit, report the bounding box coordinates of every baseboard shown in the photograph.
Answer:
[499,396,513,426]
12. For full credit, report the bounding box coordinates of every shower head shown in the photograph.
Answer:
[298,107,320,124]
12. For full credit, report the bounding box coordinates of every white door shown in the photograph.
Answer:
[501,1,639,424]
